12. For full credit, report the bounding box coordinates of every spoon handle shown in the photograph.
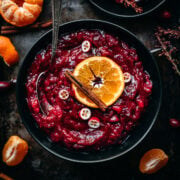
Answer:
[51,0,63,62]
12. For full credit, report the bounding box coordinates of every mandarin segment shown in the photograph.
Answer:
[139,149,168,174]
[2,135,28,166]
[72,56,125,108]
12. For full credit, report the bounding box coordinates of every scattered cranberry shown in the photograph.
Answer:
[161,10,171,19]
[169,118,180,128]
[59,89,69,100]
[0,81,11,92]
[81,40,91,52]
[88,117,100,129]
[79,108,91,120]
[0,78,17,92]
[123,72,131,83]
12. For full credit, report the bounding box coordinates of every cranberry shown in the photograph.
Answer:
[112,105,122,113]
[50,131,62,142]
[161,10,171,19]
[169,118,180,128]
[79,108,91,120]
[123,72,131,83]
[59,89,69,100]
[88,117,100,129]
[0,81,12,92]
[81,40,91,52]
[109,115,119,122]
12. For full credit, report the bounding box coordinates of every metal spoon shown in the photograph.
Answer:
[36,0,62,114]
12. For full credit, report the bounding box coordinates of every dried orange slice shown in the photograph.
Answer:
[73,56,125,108]
[0,36,19,66]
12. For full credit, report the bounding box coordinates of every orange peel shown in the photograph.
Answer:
[0,36,19,66]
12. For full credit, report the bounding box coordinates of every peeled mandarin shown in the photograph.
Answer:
[0,0,43,27]
[2,136,28,166]
[0,36,19,66]
[139,149,168,174]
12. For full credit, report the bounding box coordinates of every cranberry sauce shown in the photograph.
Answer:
[26,30,152,150]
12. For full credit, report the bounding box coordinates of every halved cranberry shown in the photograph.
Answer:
[59,89,69,100]
[81,40,91,52]
[88,117,100,129]
[79,108,91,120]
[123,72,131,83]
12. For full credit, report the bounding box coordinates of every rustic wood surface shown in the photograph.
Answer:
[0,0,180,179]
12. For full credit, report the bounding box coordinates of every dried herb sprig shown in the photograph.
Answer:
[115,0,143,13]
[155,26,180,76]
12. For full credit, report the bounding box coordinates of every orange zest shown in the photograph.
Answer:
[72,56,125,108]
[0,36,19,66]
[0,0,43,27]
[2,135,28,166]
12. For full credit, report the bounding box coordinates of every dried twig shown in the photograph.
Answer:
[115,0,143,13]
[155,26,180,76]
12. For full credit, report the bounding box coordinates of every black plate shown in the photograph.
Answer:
[16,20,162,163]
[89,0,166,18]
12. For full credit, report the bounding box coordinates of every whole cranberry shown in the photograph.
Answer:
[161,10,171,19]
[169,118,180,128]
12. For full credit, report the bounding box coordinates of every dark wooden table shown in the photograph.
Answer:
[0,0,180,179]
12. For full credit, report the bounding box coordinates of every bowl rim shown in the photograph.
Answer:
[89,0,166,18]
[16,19,162,163]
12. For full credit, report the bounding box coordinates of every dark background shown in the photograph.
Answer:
[0,0,180,179]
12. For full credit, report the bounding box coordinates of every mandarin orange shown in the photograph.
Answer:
[0,0,43,27]
[2,136,28,166]
[139,149,168,174]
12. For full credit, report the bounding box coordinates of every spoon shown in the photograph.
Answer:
[36,0,62,114]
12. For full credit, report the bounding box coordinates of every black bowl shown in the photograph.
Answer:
[16,20,162,163]
[89,0,166,18]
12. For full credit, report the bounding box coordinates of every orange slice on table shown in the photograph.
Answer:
[72,56,125,108]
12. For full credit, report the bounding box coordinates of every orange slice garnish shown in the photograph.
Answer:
[72,56,125,108]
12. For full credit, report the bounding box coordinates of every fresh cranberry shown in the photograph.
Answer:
[161,10,171,19]
[169,118,180,128]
